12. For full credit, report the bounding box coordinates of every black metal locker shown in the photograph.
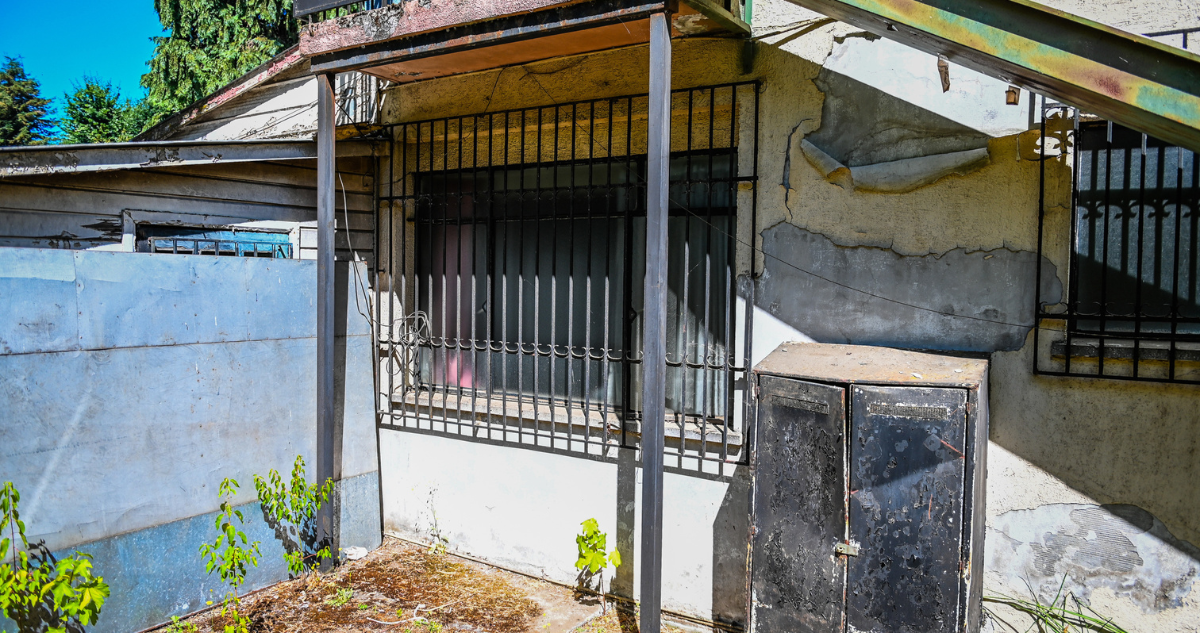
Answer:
[750,344,988,633]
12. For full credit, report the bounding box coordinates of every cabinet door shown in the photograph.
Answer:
[752,376,846,633]
[847,386,967,633]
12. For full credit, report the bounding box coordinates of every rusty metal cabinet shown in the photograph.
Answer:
[750,344,988,633]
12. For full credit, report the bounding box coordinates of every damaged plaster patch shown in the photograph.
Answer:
[756,223,1061,352]
[799,140,991,193]
[987,504,1200,612]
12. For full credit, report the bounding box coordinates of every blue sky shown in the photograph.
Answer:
[0,0,164,113]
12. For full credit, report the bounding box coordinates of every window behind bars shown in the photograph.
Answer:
[375,83,759,470]
[1036,115,1200,383]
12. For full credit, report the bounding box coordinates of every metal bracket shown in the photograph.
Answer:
[835,542,860,557]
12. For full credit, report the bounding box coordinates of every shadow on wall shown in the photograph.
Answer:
[712,466,751,628]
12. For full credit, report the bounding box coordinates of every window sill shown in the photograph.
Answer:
[388,389,742,448]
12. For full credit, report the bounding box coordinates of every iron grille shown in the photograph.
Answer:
[374,82,759,470]
[1035,105,1200,383]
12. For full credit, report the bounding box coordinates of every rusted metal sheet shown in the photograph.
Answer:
[752,376,846,633]
[847,385,967,633]
[309,0,665,76]
[781,0,1200,152]
[300,0,637,57]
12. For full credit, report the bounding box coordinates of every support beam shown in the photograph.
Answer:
[640,11,670,633]
[781,0,1200,152]
[316,72,337,568]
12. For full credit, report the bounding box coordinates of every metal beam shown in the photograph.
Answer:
[780,0,1200,151]
[316,72,338,568]
[640,11,670,633]
[0,139,376,178]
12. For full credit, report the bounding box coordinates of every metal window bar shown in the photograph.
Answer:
[1034,98,1200,383]
[374,82,759,470]
[148,237,293,259]
[336,72,382,126]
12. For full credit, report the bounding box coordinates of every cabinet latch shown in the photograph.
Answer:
[835,542,860,557]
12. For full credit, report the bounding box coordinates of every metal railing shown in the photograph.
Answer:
[149,237,293,259]
[297,0,399,23]
[374,82,760,472]
[336,72,382,126]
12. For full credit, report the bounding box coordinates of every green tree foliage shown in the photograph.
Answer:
[1,481,110,633]
[142,0,299,116]
[0,57,55,146]
[253,455,334,577]
[60,79,159,144]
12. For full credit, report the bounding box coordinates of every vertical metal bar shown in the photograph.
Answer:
[622,97,634,451]
[534,106,544,443]
[640,13,670,633]
[1169,146,1184,380]
[470,116,479,433]
[1134,133,1147,376]
[441,118,451,430]
[742,82,759,466]
[722,84,736,464]
[316,72,337,567]
[1099,121,1113,374]
[1065,108,1081,374]
[518,109,527,442]
[1033,105,1048,375]
[486,114,496,434]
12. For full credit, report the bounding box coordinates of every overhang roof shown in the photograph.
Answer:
[0,139,376,178]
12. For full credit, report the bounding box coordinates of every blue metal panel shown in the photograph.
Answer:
[0,248,79,354]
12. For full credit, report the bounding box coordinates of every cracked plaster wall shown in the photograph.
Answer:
[376,6,1198,628]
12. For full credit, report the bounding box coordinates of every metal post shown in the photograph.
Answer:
[640,12,670,633]
[316,72,337,567]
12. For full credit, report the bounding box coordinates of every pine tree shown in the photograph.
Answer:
[0,57,56,146]
[142,0,299,117]
[60,79,158,144]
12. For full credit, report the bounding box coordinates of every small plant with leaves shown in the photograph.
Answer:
[198,478,261,633]
[575,518,621,613]
[162,615,199,633]
[325,587,353,607]
[984,578,1128,633]
[254,455,335,577]
[1,480,110,633]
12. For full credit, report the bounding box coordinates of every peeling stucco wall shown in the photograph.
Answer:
[372,2,1199,629]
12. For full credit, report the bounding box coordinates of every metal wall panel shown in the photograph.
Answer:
[752,376,847,633]
[847,385,967,633]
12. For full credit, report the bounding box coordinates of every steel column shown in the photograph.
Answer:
[640,12,670,633]
[316,72,337,567]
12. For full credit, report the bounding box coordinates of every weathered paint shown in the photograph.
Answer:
[300,0,614,56]
[0,248,381,631]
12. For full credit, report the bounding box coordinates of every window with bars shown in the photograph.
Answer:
[1035,116,1200,383]
[137,225,294,259]
[375,83,759,468]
